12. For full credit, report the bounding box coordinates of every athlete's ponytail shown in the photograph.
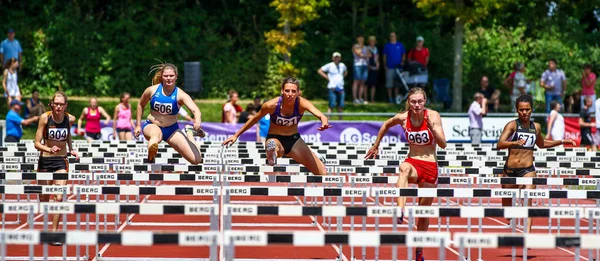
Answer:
[149,61,178,85]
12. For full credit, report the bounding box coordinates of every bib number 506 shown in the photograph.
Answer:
[153,103,173,114]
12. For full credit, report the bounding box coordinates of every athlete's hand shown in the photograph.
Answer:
[317,123,332,131]
[364,146,379,159]
[70,150,79,160]
[134,126,142,138]
[513,139,526,146]
[222,136,238,147]
[545,133,550,140]
[425,115,434,130]
[193,121,202,131]
[563,139,576,146]
[50,146,61,154]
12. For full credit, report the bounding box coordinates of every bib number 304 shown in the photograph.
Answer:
[48,128,68,141]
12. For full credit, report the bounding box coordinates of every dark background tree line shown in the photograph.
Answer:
[3,0,600,111]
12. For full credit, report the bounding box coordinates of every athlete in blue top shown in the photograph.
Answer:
[223,77,331,175]
[134,63,203,164]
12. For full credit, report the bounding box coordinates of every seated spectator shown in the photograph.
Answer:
[222,90,241,124]
[238,103,256,123]
[572,90,582,114]
[563,94,574,113]
[5,100,39,142]
[478,76,500,112]
[253,96,263,112]
[407,36,429,68]
[25,89,45,119]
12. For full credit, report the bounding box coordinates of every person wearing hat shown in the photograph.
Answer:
[4,99,39,143]
[468,92,487,144]
[407,36,429,68]
[318,52,347,120]
[0,28,22,68]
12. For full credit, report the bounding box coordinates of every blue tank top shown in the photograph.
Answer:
[150,84,180,115]
[270,96,303,127]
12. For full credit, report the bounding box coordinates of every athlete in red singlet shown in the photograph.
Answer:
[366,87,446,261]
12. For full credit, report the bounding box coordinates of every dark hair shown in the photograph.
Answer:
[246,103,255,112]
[120,92,130,103]
[356,34,364,38]
[515,94,533,109]
[549,58,557,64]
[254,96,261,101]
[227,90,238,102]
[550,101,560,110]
[32,89,39,94]
[4,58,17,70]
[584,63,593,70]
[280,77,302,96]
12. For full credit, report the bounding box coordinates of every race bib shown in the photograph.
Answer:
[517,133,536,147]
[276,117,298,127]
[153,101,173,115]
[406,130,431,145]
[47,128,68,141]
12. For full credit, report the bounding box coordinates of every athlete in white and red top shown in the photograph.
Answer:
[365,87,446,261]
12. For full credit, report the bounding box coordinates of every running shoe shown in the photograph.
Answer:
[50,242,62,246]
[397,211,405,225]
[266,139,277,166]
[415,250,424,261]
[313,150,327,164]
[185,125,206,138]
[148,142,159,163]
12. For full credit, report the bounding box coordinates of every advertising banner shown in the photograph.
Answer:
[441,117,513,143]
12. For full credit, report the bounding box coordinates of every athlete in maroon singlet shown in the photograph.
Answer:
[223,77,331,175]
[366,87,447,261]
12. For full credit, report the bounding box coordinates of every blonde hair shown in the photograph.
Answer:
[404,87,427,111]
[149,62,178,85]
[51,91,68,105]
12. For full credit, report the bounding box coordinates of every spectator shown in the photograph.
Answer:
[512,63,528,110]
[352,35,369,104]
[365,35,379,104]
[540,59,567,113]
[253,96,263,112]
[112,92,135,141]
[383,32,406,104]
[77,97,111,142]
[4,100,39,142]
[238,103,256,123]
[407,36,429,68]
[478,76,500,112]
[468,93,487,144]
[222,90,241,124]
[25,89,45,119]
[256,114,271,143]
[546,101,564,141]
[318,52,347,120]
[3,58,20,107]
[0,28,22,68]
[572,90,582,113]
[595,96,600,149]
[581,63,597,112]
[563,94,574,113]
[580,97,596,151]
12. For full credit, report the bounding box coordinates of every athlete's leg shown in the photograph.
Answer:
[166,130,202,165]
[396,162,419,210]
[286,138,326,175]
[266,138,285,166]
[415,182,436,258]
[522,171,537,233]
[142,124,162,162]
[52,173,68,232]
[501,174,520,225]
[124,131,133,141]
[38,180,51,203]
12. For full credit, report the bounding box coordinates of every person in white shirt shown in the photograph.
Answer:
[545,101,564,141]
[318,52,347,120]
[512,63,527,111]
[468,93,487,144]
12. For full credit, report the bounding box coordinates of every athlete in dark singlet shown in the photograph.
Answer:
[365,87,446,261]
[34,91,78,246]
[134,63,203,164]
[222,77,331,175]
[497,94,575,233]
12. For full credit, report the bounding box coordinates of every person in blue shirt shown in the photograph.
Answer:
[5,99,39,142]
[0,28,22,68]
[256,114,271,143]
[383,32,406,104]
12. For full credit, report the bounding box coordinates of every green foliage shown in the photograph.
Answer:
[26,29,67,96]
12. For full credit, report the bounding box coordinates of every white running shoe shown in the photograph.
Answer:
[266,140,277,166]
[184,125,206,138]
[313,150,327,164]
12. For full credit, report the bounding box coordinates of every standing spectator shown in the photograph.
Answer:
[468,93,487,144]
[352,35,369,104]
[594,97,600,149]
[113,92,135,141]
[4,100,39,143]
[365,36,379,104]
[546,101,565,141]
[407,36,430,68]
[77,97,111,142]
[256,114,271,143]
[581,63,597,112]
[383,32,406,104]
[478,76,500,112]
[3,58,20,107]
[25,89,45,119]
[572,90,582,113]
[222,90,241,124]
[238,104,256,123]
[0,28,22,68]
[318,52,347,120]
[580,97,596,151]
[512,63,528,110]
[540,59,567,113]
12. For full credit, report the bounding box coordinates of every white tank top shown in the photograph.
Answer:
[6,70,18,93]
[549,110,564,140]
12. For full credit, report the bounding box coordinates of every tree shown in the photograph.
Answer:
[414,0,515,111]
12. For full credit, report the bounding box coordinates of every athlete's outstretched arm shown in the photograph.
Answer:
[300,97,330,130]
[426,110,447,149]
[496,121,523,150]
[222,101,273,146]
[135,87,153,137]
[180,91,202,128]
[534,122,575,148]
[365,114,404,159]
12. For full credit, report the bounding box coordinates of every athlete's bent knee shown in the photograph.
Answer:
[54,195,63,202]
[399,163,412,177]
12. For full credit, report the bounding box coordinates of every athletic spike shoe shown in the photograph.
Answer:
[50,242,62,246]
[313,150,327,164]
[397,211,405,225]
[266,139,277,166]
[415,250,424,261]
[185,125,206,138]
[148,142,159,163]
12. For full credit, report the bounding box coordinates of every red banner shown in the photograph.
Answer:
[564,116,594,147]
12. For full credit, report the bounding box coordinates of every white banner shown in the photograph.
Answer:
[441,117,513,142]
